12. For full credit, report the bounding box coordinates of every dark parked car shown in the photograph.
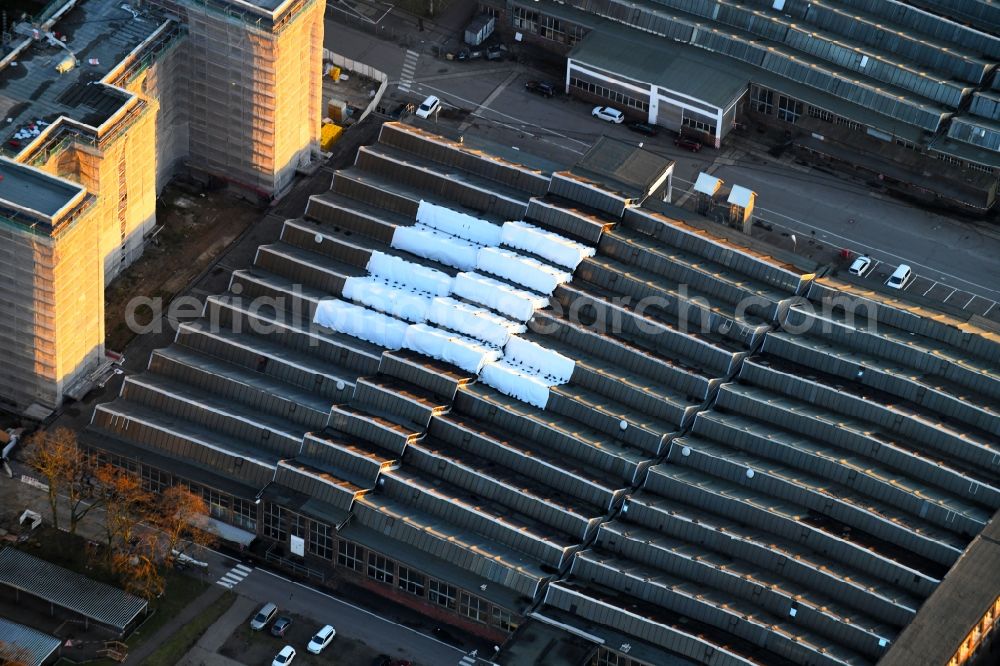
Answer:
[271,616,292,637]
[371,656,391,666]
[626,121,658,136]
[525,80,556,98]
[674,136,702,152]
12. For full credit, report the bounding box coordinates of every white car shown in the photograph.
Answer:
[592,106,624,124]
[848,255,872,276]
[272,645,296,666]
[886,264,912,289]
[415,95,440,119]
[307,624,336,654]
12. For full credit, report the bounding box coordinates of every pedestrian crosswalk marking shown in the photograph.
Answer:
[399,49,419,92]
[216,563,252,588]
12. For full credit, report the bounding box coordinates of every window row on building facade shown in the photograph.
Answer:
[569,77,649,112]
[262,503,519,633]
[511,6,586,46]
[333,539,518,632]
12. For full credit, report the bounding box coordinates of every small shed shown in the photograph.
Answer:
[693,172,722,214]
[727,184,756,233]
[464,14,496,46]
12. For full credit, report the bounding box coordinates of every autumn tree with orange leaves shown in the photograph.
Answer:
[149,485,217,567]
[0,640,32,666]
[25,427,105,534]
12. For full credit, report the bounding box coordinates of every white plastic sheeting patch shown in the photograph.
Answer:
[428,297,525,348]
[367,251,452,296]
[403,324,502,374]
[476,247,571,295]
[501,221,596,270]
[416,200,502,246]
[479,336,576,408]
[391,225,480,271]
[480,361,552,409]
[313,299,408,349]
[342,277,434,323]
[451,272,549,322]
[503,335,575,382]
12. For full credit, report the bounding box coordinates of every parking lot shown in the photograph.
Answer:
[842,257,999,322]
[220,607,384,666]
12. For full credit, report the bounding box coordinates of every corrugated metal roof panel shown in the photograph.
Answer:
[0,548,147,632]
[0,618,61,666]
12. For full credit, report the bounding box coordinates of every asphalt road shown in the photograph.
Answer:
[326,18,1000,306]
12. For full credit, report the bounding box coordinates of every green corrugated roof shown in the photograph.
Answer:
[569,26,749,110]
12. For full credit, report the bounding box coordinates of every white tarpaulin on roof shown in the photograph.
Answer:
[391,224,480,271]
[342,277,433,323]
[451,272,549,322]
[479,335,575,408]
[416,200,502,246]
[503,335,575,383]
[313,299,408,349]
[367,251,453,295]
[476,247,571,295]
[403,324,502,374]
[501,221,596,270]
[428,297,525,348]
[480,361,552,409]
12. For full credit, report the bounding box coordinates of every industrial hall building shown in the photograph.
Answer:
[480,0,1000,212]
[0,0,323,414]
[82,120,1000,666]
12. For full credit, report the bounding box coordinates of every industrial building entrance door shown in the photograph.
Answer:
[654,99,683,132]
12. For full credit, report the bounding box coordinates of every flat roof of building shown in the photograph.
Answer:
[0,618,61,666]
[0,0,159,151]
[572,137,674,201]
[0,158,85,219]
[0,548,147,632]
[570,25,749,110]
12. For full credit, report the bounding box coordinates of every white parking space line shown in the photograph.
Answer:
[985,302,997,317]
[941,288,958,302]
[922,283,936,296]
[962,295,976,308]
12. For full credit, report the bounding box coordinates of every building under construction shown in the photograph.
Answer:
[0,0,323,413]
[83,121,1000,666]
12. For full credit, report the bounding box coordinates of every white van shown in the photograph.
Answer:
[415,95,440,119]
[592,106,624,124]
[885,264,912,289]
